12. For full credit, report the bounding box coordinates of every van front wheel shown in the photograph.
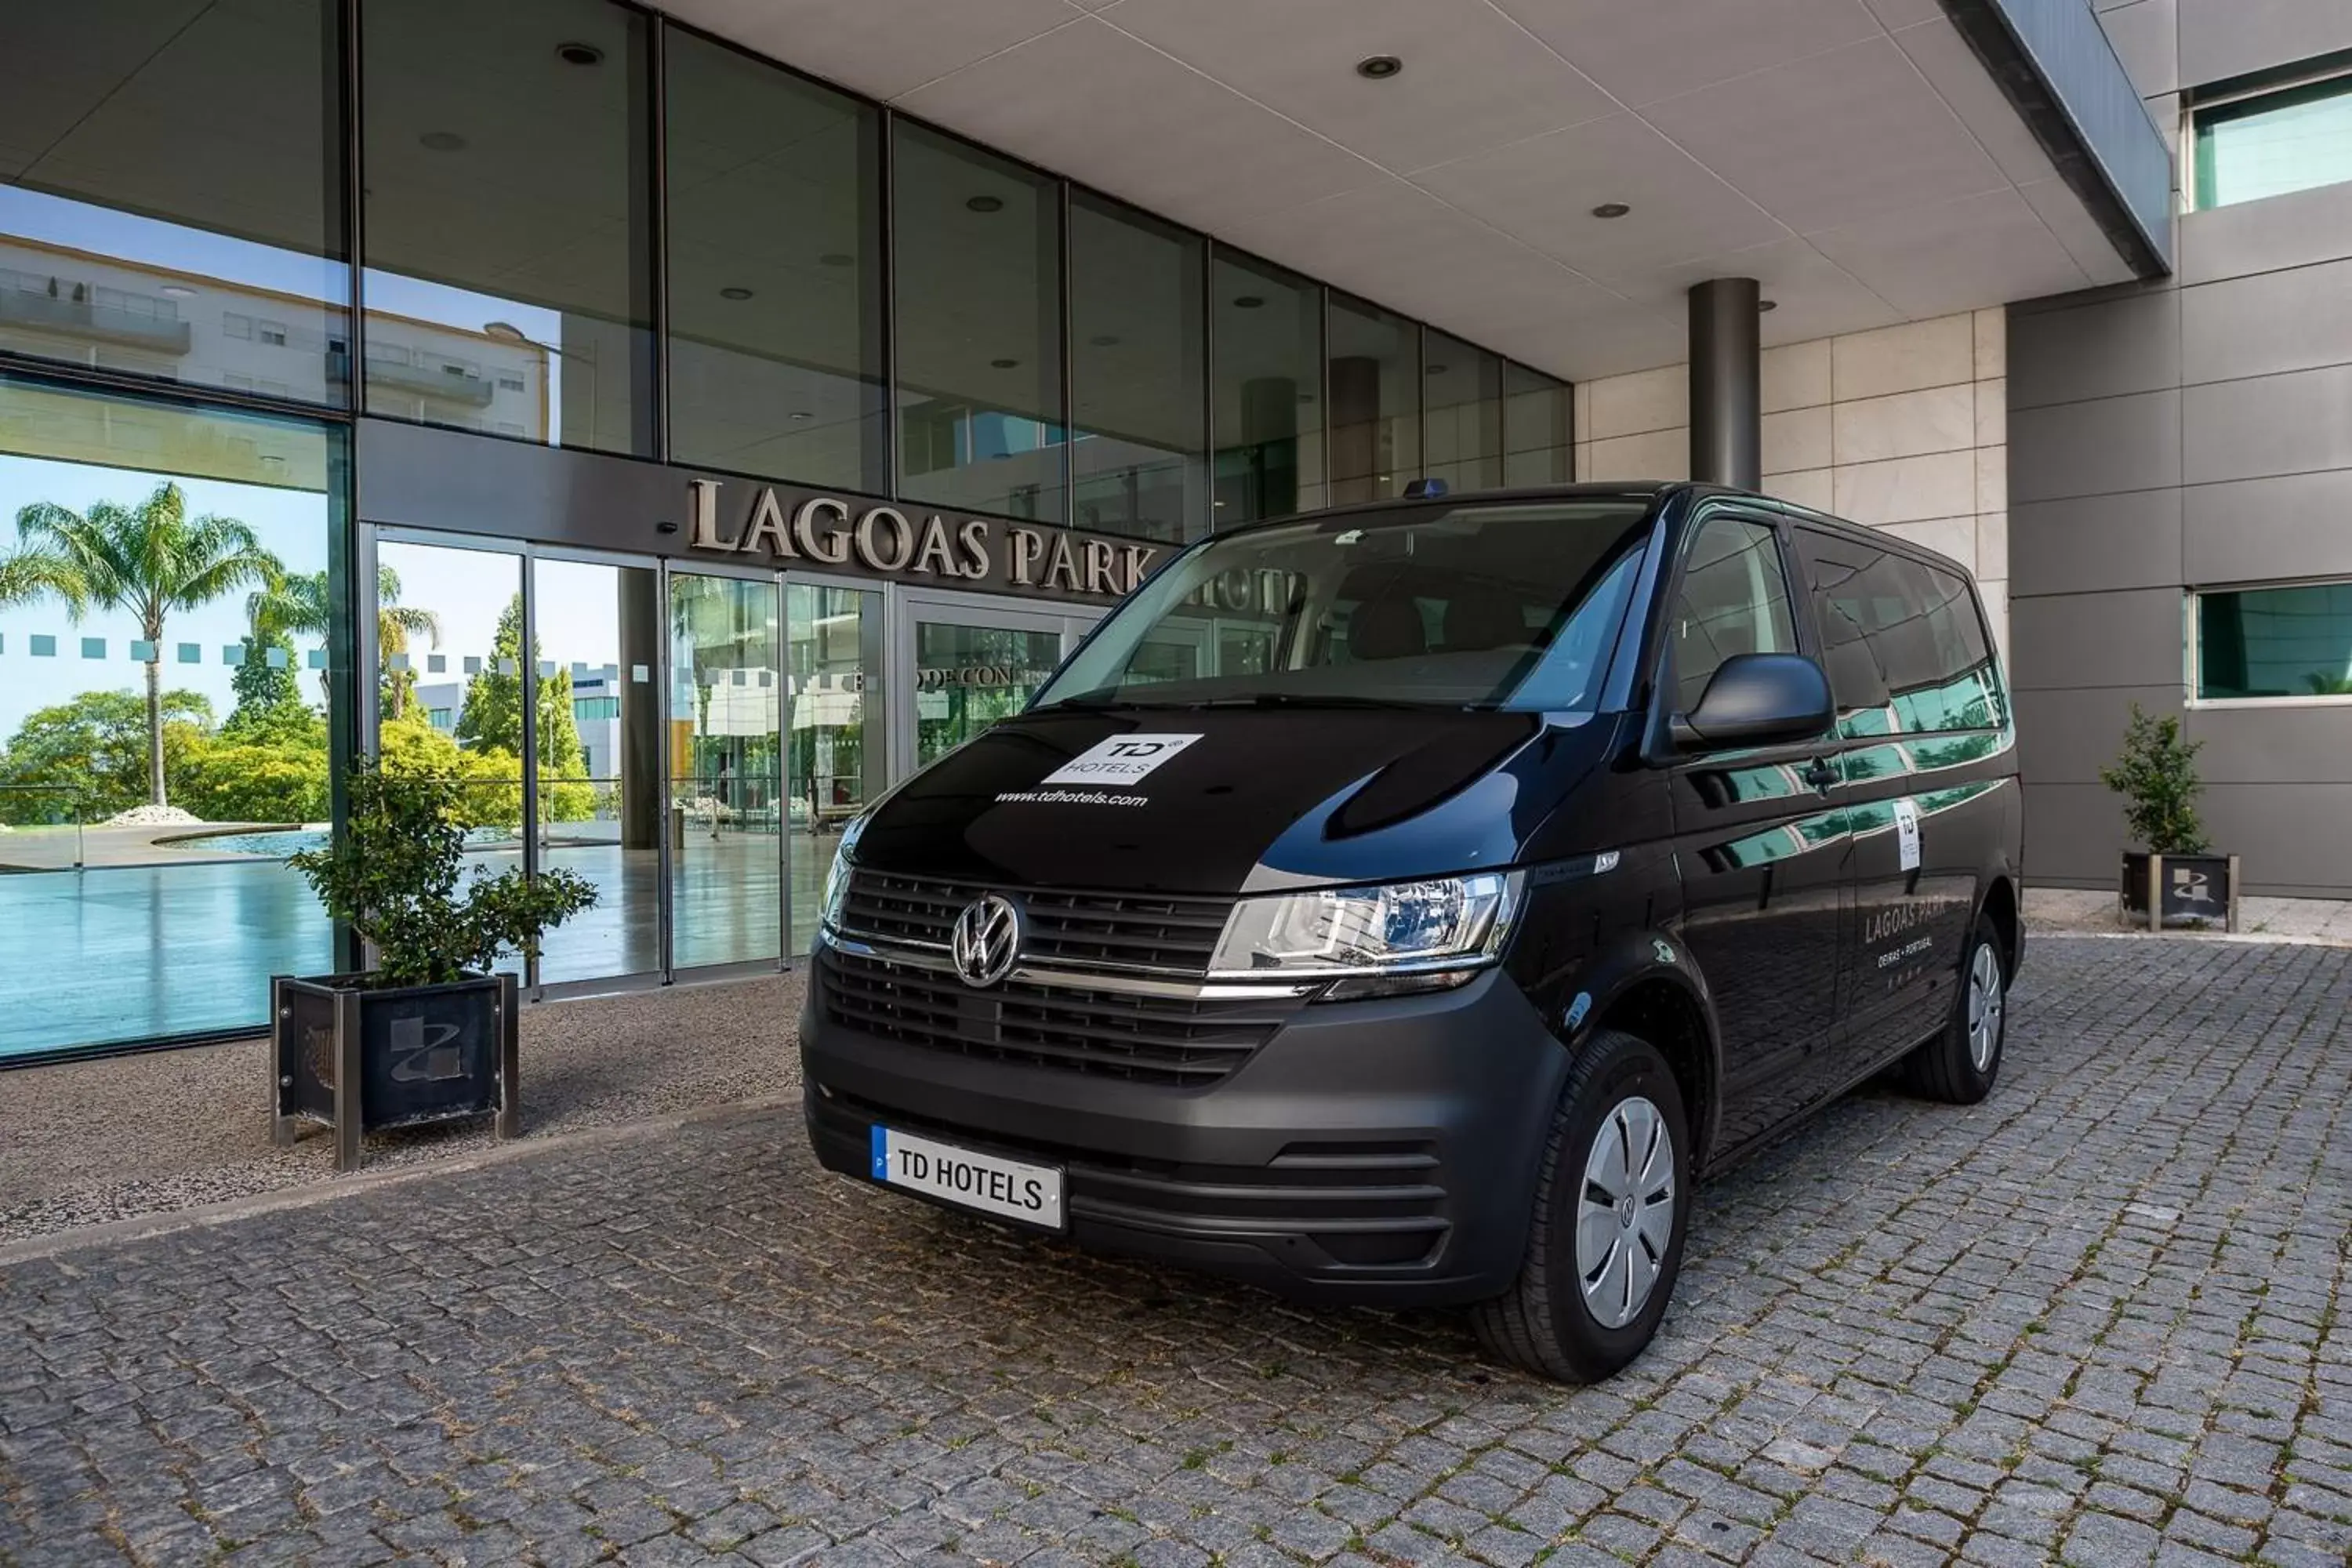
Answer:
[1472,1028,1690,1384]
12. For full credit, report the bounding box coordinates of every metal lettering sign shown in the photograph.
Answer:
[682,479,1160,598]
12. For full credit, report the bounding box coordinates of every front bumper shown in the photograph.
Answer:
[800,956,1570,1308]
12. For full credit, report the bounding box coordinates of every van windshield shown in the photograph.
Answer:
[1033,499,1656,713]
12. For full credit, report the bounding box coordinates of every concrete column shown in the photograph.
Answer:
[1688,278,1761,489]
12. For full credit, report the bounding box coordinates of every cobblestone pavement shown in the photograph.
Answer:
[4,937,2350,1568]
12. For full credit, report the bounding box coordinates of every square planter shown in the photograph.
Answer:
[2119,851,2240,932]
[271,971,519,1171]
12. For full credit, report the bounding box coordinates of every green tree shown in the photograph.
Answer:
[2100,702,2209,855]
[0,543,85,612]
[16,482,282,808]
[229,630,304,723]
[455,594,592,822]
[0,688,213,825]
[175,742,329,825]
[245,564,440,720]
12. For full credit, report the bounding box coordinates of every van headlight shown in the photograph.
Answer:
[819,815,866,934]
[1207,871,1522,994]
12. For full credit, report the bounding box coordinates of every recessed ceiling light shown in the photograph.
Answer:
[1591,201,1631,219]
[555,42,604,67]
[818,252,855,267]
[1356,55,1403,80]
[1297,392,1316,404]
[160,285,195,298]
[1758,299,1779,312]
[966,195,1004,214]
[991,357,1020,368]
[789,411,811,422]
[719,286,754,300]
[1427,362,1449,375]
[1233,295,1265,310]
[1088,334,1120,347]
[419,131,468,153]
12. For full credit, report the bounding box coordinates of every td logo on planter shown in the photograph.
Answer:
[1041,734,1202,786]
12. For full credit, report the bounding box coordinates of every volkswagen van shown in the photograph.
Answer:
[802,482,2023,1381]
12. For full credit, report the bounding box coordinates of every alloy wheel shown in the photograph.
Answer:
[1575,1094,1675,1329]
[1967,942,2005,1072]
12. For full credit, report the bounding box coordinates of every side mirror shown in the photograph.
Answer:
[1671,652,1833,751]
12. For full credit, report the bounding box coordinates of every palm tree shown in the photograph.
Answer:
[16,483,283,808]
[247,565,441,717]
[0,544,83,614]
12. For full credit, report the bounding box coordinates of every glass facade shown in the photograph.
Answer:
[894,125,1064,524]
[2198,583,2352,699]
[2194,73,2352,211]
[0,0,1567,1061]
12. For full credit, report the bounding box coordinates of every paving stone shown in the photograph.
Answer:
[2,938,2350,1566]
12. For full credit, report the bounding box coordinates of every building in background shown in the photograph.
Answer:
[3,0,2339,1065]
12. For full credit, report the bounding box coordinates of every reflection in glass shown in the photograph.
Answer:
[376,539,528,980]
[2199,582,2352,699]
[1424,330,1504,494]
[0,2,349,405]
[1212,250,1323,525]
[2194,76,2352,210]
[670,572,780,968]
[893,124,1063,521]
[1071,194,1204,543]
[0,380,341,1058]
[1504,361,1572,487]
[787,583,879,953]
[532,557,662,982]
[1327,294,1419,505]
[362,0,655,455]
[913,620,1065,770]
[666,31,886,492]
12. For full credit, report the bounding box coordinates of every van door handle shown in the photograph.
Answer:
[1802,756,1839,792]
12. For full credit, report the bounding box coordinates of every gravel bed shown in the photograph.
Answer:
[0,970,803,1243]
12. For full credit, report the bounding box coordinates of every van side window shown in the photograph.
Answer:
[1668,516,1797,713]
[1798,533,2004,736]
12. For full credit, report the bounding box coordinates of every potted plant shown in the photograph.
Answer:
[2100,703,2238,931]
[271,762,597,1170]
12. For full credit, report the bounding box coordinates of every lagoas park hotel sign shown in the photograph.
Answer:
[680,478,1161,601]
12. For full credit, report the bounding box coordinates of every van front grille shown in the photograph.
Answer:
[817,947,1301,1087]
[840,869,1232,975]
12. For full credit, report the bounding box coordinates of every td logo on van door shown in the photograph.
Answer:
[1040,734,1203,786]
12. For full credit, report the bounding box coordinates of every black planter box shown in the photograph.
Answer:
[2120,851,2240,931]
[271,971,519,1171]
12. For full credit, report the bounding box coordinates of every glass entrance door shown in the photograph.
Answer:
[785,579,883,954]
[668,569,783,971]
[891,589,1100,778]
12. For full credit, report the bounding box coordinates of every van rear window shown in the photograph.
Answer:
[1798,535,2005,737]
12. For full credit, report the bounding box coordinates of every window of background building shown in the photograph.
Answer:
[1070,193,1204,543]
[361,0,655,456]
[2194,71,2352,209]
[1424,329,1503,494]
[1327,292,1419,506]
[1504,361,1572,487]
[0,376,345,1060]
[1212,250,1323,525]
[893,124,1063,523]
[666,31,886,494]
[0,1,349,406]
[2198,582,2352,699]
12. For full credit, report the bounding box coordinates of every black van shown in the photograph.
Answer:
[802,483,2022,1382]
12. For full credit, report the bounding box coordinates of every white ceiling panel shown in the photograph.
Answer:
[1095,0,1615,176]
[1489,0,1882,109]
[1642,37,2009,235]
[1809,187,2089,316]
[895,17,1383,230]
[661,0,1078,101]
[1411,114,1786,285]
[655,0,2155,385]
[1258,177,1626,344]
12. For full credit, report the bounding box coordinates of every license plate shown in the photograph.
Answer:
[869,1125,1065,1230]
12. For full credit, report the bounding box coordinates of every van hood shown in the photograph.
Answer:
[851,706,1617,895]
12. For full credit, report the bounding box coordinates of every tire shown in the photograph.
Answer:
[1472,1028,1691,1384]
[1902,913,2008,1104]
